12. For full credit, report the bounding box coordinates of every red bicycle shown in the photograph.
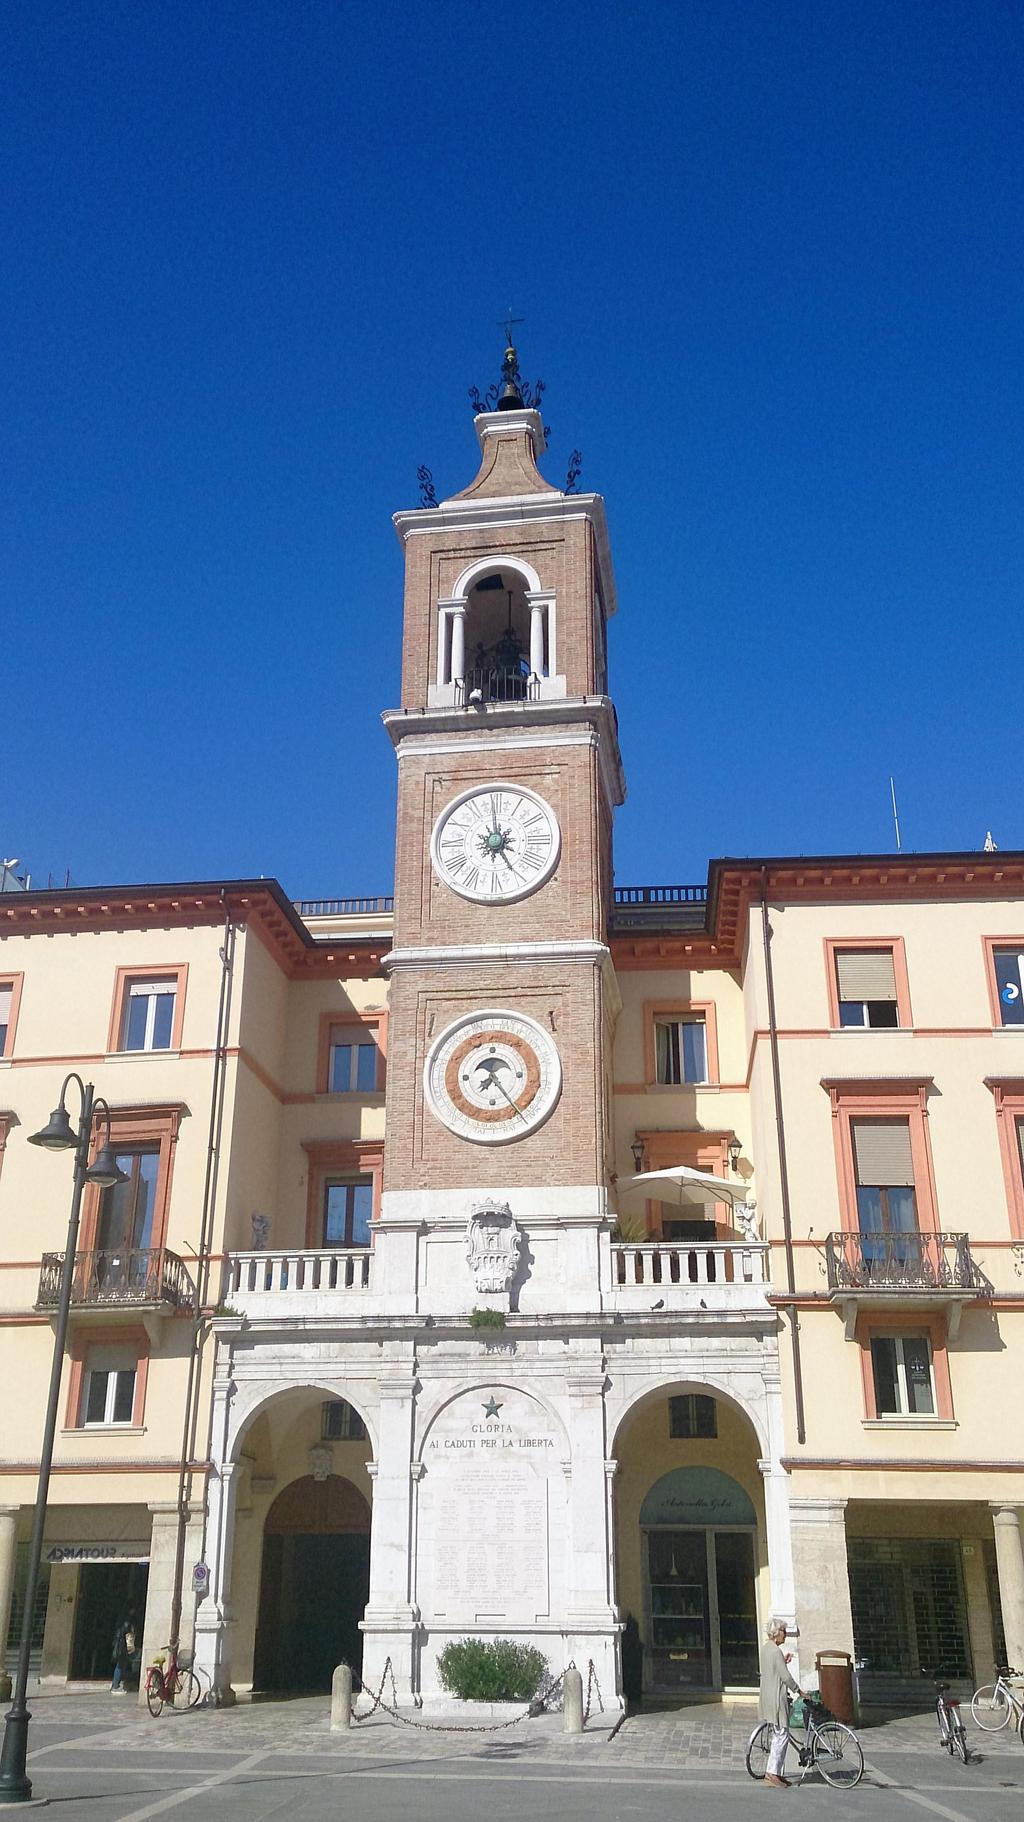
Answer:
[145,1646,204,1716]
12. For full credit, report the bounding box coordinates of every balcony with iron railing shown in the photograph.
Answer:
[824,1230,985,1338]
[454,667,542,707]
[36,1247,194,1316]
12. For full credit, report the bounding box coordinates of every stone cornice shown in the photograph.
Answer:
[383,939,610,973]
[392,491,618,619]
[381,698,627,808]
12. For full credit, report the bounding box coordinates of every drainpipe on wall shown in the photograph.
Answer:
[760,869,806,1447]
[167,900,236,1658]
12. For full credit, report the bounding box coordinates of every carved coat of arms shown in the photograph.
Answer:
[466,1200,522,1294]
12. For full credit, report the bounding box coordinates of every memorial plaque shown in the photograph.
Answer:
[418,1388,562,1622]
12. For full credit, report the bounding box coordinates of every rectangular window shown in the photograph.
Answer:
[655,1017,708,1085]
[322,1177,373,1247]
[121,979,177,1052]
[993,949,1024,1027]
[328,1028,381,1093]
[870,1334,935,1416]
[669,1394,717,1439]
[835,949,900,1028]
[320,1400,367,1442]
[81,1346,138,1427]
[0,983,12,1055]
[852,1119,918,1252]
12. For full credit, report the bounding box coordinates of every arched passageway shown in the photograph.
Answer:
[614,1387,767,1701]
[253,1473,370,1693]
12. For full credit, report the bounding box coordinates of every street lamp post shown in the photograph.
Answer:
[0,1075,127,1806]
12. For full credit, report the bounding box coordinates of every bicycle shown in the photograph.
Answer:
[971,1666,1024,1742]
[747,1695,864,1789]
[145,1645,204,1716]
[935,1681,970,1763]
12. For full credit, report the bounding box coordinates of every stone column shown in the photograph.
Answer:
[961,1539,996,1683]
[40,1563,77,1682]
[192,1462,239,1704]
[192,1340,238,1703]
[789,1497,855,1687]
[142,1502,205,1706]
[529,600,545,678]
[360,1369,418,1701]
[991,1505,1024,1671]
[563,1365,620,1705]
[0,1508,18,1673]
[759,1371,798,1667]
[759,1461,796,1630]
[450,607,466,687]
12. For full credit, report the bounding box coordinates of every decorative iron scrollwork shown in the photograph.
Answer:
[564,449,582,493]
[417,465,438,509]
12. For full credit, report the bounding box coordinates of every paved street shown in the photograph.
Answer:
[8,1691,1024,1820]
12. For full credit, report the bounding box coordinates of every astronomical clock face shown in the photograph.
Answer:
[423,1010,562,1144]
[429,784,560,904]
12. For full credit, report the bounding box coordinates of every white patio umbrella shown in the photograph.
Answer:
[617,1165,748,1208]
[617,1166,760,1238]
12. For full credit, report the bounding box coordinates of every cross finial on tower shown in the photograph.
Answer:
[499,308,524,350]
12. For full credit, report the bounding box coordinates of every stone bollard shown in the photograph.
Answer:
[331,1661,353,1731]
[563,1665,584,1734]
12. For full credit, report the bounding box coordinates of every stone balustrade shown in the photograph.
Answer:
[224,1247,372,1307]
[608,1241,771,1312]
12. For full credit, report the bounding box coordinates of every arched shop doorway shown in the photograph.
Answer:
[253,1474,370,1693]
[615,1390,767,1700]
[640,1467,758,1693]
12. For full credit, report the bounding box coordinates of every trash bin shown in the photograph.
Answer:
[816,1650,856,1724]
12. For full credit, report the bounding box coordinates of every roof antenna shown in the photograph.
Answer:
[889,777,902,852]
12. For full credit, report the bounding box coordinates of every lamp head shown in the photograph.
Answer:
[728,1137,742,1171]
[28,1103,78,1151]
[630,1138,646,1174]
[86,1144,129,1190]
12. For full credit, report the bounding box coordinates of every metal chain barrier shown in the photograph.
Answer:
[584,1660,605,1723]
[351,1656,603,1734]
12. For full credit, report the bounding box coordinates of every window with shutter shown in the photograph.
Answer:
[835,949,900,1028]
[852,1119,918,1243]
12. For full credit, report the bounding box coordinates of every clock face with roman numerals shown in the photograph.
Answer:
[429,784,560,904]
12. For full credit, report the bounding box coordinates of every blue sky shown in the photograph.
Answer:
[4,1,1022,898]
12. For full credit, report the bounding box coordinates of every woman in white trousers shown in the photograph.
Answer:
[759,1618,804,1788]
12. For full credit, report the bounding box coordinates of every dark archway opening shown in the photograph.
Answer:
[253,1473,370,1693]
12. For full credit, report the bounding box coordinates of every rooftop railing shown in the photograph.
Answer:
[297,895,394,918]
[613,885,708,906]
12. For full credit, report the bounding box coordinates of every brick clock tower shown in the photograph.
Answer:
[363,346,625,1700]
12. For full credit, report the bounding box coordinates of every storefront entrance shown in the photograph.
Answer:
[253,1474,370,1693]
[848,1537,975,1702]
[70,1561,149,1682]
[642,1468,759,1694]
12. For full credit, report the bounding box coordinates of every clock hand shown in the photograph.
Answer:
[489,1073,528,1123]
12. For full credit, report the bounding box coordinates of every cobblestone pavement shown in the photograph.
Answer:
[18,1685,1024,1767]
[11,1687,1024,1822]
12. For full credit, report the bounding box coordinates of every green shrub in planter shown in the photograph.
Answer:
[436,1637,548,1702]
